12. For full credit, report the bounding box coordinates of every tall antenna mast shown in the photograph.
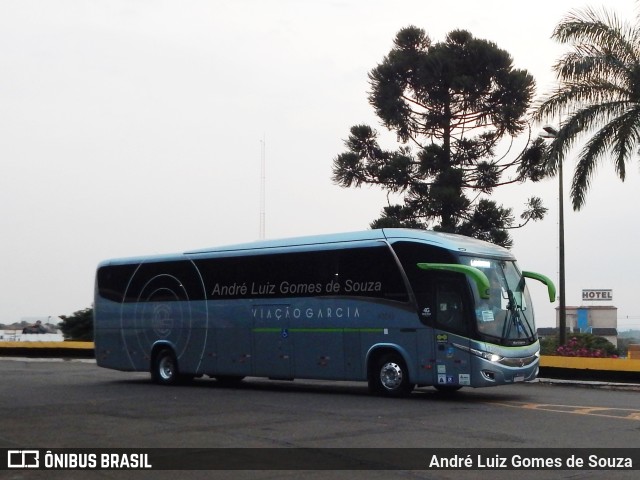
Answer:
[259,136,266,240]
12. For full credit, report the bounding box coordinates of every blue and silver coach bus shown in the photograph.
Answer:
[94,228,555,396]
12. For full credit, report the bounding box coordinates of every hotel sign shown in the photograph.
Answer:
[582,289,613,301]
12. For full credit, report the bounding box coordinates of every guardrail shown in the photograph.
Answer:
[539,355,640,382]
[0,341,94,358]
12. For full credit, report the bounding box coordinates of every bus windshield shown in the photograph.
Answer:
[460,256,536,345]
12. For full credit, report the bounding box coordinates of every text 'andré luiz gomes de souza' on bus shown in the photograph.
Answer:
[210,279,382,297]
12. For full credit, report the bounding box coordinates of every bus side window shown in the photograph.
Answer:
[435,280,468,335]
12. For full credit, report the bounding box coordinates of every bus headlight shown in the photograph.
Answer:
[453,343,503,362]
[474,349,503,362]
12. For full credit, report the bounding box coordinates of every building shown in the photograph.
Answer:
[555,305,618,347]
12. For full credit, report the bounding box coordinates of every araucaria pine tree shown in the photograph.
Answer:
[333,27,548,247]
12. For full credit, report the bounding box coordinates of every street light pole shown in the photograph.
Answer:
[542,125,567,346]
[557,145,567,346]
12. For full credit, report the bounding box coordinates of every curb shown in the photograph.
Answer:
[536,377,640,391]
[539,365,640,384]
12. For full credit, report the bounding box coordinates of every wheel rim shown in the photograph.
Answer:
[380,361,403,391]
[158,355,175,381]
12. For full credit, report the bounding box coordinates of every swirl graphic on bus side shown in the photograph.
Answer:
[120,260,208,370]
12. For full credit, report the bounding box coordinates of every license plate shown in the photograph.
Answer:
[514,374,525,382]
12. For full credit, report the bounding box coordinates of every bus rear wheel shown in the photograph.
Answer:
[369,353,414,397]
[151,348,180,386]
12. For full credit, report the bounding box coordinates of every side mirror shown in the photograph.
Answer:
[522,271,556,302]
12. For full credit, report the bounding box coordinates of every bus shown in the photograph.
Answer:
[94,228,555,396]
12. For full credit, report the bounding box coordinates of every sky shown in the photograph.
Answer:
[1,0,639,330]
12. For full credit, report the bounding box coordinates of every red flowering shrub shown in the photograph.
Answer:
[555,334,618,358]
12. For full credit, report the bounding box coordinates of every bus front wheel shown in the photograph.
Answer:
[369,353,414,397]
[151,348,180,386]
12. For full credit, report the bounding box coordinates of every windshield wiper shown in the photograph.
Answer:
[501,289,534,340]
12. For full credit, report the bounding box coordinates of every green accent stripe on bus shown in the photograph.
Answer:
[252,328,384,334]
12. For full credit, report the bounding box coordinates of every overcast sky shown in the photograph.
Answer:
[1,0,639,330]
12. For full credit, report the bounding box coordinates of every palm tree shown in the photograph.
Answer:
[533,6,640,210]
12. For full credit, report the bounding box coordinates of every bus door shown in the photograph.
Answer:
[252,303,293,379]
[213,303,254,377]
[432,278,471,388]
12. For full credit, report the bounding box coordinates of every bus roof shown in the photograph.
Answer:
[98,229,514,267]
[185,228,513,258]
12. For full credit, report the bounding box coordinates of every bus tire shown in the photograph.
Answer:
[151,348,180,386]
[369,353,414,397]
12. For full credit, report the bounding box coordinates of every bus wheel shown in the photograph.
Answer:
[151,348,179,386]
[370,353,414,397]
